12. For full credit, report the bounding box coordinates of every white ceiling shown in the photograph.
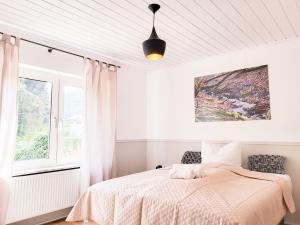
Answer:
[0,0,300,67]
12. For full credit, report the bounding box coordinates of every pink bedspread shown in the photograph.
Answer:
[67,164,295,225]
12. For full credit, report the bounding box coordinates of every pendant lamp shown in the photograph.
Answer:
[142,4,166,60]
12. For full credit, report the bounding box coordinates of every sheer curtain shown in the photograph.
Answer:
[0,34,19,224]
[80,59,117,193]
[0,34,19,179]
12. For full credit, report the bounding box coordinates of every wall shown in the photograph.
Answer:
[115,66,148,175]
[146,140,300,224]
[19,41,83,77]
[21,41,148,141]
[116,66,148,140]
[19,41,148,176]
[146,38,300,225]
[147,38,300,142]
[115,141,146,177]
[16,34,300,224]
[6,41,148,224]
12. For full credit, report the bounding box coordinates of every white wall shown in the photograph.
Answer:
[19,41,148,141]
[16,34,300,224]
[18,40,148,178]
[115,66,148,176]
[147,38,300,142]
[116,66,148,140]
[6,41,148,224]
[146,39,300,224]
[19,41,84,77]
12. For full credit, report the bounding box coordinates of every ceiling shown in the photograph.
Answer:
[0,0,300,68]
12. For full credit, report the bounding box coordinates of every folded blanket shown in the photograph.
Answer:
[169,164,205,179]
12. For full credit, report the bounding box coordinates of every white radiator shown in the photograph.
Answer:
[6,169,80,223]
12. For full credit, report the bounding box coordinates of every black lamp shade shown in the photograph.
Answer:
[143,27,166,60]
[143,38,166,60]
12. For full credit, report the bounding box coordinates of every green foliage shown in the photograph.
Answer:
[15,78,83,162]
[17,79,50,137]
[15,135,49,161]
[16,78,51,161]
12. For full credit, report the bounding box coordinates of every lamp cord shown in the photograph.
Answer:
[153,13,155,27]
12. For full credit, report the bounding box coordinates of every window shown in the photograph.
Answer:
[14,67,83,172]
[58,85,83,164]
[16,78,52,161]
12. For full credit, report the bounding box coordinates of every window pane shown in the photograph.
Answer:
[61,86,83,162]
[16,78,52,161]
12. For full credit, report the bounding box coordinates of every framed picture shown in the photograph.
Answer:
[194,65,271,122]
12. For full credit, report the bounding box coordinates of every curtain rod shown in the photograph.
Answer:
[0,32,121,68]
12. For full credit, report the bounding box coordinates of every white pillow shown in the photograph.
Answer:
[201,141,242,167]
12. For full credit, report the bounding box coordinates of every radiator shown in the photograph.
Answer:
[6,169,80,223]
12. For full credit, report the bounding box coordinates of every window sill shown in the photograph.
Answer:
[13,164,80,177]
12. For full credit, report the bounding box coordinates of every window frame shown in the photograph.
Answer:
[14,65,83,173]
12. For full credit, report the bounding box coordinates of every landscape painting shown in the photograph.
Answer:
[194,65,271,122]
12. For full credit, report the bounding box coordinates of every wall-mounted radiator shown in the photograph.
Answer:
[6,169,80,224]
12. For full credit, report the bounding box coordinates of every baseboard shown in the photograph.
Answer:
[7,207,72,225]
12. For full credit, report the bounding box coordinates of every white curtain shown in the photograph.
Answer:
[0,34,19,224]
[80,59,117,193]
[0,34,19,179]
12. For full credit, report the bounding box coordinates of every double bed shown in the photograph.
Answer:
[67,163,295,225]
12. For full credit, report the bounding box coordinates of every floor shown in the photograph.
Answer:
[46,219,287,225]
[46,220,97,225]
[45,219,288,225]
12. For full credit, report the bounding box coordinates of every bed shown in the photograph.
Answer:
[67,163,295,225]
